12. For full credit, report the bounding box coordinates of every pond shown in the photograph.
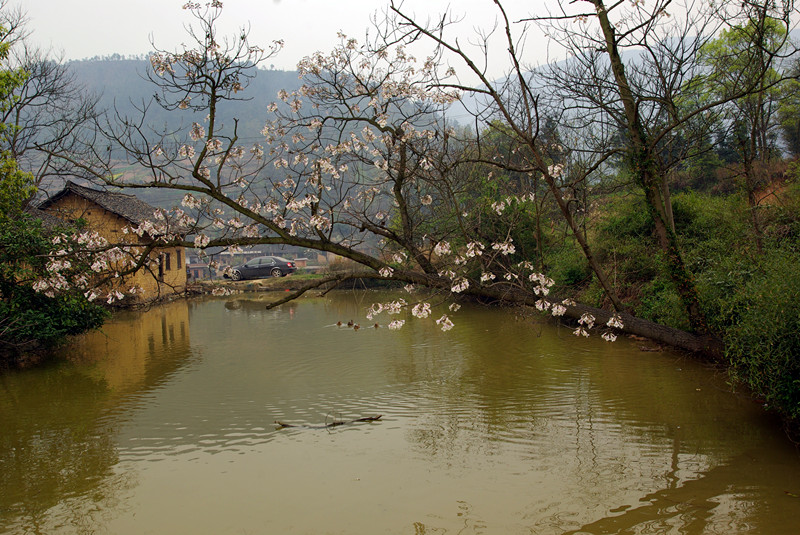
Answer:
[1,292,799,534]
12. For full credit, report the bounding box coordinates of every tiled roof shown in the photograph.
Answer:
[23,206,67,229]
[38,181,160,225]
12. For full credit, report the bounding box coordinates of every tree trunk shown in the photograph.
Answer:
[539,167,626,312]
[743,156,765,255]
[474,284,723,357]
[593,0,709,333]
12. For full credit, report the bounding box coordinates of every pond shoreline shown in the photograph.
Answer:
[185,273,395,295]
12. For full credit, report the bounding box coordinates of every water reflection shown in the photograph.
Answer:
[0,300,192,534]
[68,299,192,393]
[1,293,799,534]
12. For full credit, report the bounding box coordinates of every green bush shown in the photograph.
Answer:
[673,191,750,248]
[597,195,655,240]
[0,215,109,363]
[544,242,590,290]
[636,274,690,330]
[723,251,800,424]
[0,287,109,349]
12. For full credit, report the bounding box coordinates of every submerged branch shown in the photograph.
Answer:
[275,415,383,429]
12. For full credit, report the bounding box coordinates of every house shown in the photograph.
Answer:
[186,262,211,281]
[38,181,187,302]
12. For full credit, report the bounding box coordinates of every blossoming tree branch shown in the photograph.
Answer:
[41,0,792,353]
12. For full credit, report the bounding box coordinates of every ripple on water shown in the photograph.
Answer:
[5,295,798,535]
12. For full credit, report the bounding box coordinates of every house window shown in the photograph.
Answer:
[164,252,171,271]
[176,249,182,269]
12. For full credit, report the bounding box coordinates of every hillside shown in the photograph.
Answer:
[68,57,301,145]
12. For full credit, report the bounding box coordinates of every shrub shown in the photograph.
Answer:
[597,195,654,240]
[723,251,800,425]
[544,242,590,290]
[636,273,690,330]
[0,215,109,363]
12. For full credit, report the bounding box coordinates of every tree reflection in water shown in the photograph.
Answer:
[0,300,192,534]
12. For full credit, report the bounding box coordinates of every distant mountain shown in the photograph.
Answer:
[68,57,302,142]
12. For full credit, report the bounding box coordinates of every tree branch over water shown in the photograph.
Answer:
[34,1,797,361]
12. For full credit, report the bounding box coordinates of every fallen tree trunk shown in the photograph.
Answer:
[275,415,383,430]
[474,285,725,359]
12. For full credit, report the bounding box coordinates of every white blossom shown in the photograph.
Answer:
[492,239,515,256]
[436,315,454,332]
[548,163,564,177]
[386,299,406,314]
[602,332,618,342]
[578,313,595,329]
[451,278,469,293]
[412,302,431,318]
[433,241,451,256]
[466,242,484,258]
[194,234,210,248]
[574,327,590,337]
[190,122,205,141]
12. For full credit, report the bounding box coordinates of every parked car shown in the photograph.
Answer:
[225,256,297,280]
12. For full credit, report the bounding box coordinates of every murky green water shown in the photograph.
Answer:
[1,292,799,534]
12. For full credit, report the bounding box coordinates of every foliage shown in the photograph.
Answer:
[723,251,800,424]
[0,151,33,216]
[587,186,800,424]
[0,19,31,212]
[0,16,109,362]
[545,242,590,290]
[777,78,800,157]
[0,285,109,351]
[589,195,681,323]
[0,215,109,358]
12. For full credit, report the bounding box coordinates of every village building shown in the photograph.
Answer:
[38,181,186,302]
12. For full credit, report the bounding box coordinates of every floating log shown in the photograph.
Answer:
[275,415,382,429]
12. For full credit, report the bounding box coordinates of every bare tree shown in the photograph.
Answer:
[387,0,628,312]
[0,3,99,198]
[517,0,797,332]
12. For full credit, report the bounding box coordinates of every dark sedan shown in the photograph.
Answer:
[225,256,297,280]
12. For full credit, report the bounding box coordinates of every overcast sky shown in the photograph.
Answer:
[16,0,556,77]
